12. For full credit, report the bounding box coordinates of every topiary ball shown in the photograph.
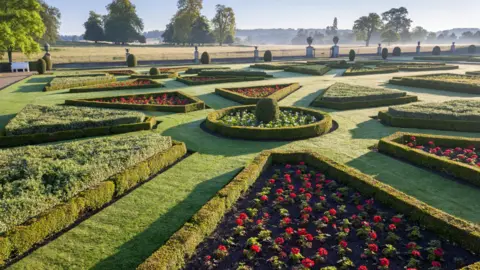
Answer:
[381,48,388,60]
[349,50,356,61]
[127,54,137,67]
[432,46,441,55]
[201,52,211,64]
[42,54,52,70]
[468,45,476,54]
[255,98,280,124]
[37,59,46,74]
[264,50,273,62]
[392,47,401,56]
[149,67,159,75]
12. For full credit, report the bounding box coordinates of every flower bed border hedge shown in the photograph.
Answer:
[397,65,459,71]
[69,79,164,93]
[215,83,301,104]
[0,140,187,266]
[185,67,230,74]
[343,67,399,76]
[55,73,108,78]
[284,65,331,76]
[466,71,480,76]
[311,94,418,110]
[389,74,480,94]
[137,150,480,270]
[378,110,480,132]
[65,91,205,113]
[129,72,178,79]
[176,76,266,86]
[205,105,333,140]
[0,117,156,148]
[249,63,304,70]
[198,70,273,78]
[44,76,117,92]
[378,132,480,187]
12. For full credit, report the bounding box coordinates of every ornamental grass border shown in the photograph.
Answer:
[205,105,333,140]
[215,83,301,104]
[138,150,480,270]
[65,91,205,113]
[0,117,156,149]
[69,79,164,93]
[378,132,480,187]
[175,76,267,86]
[0,140,187,266]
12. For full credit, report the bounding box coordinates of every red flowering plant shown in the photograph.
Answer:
[214,244,229,259]
[426,240,445,262]
[289,247,304,263]
[226,84,289,98]
[94,93,192,105]
[300,257,315,270]
[362,243,379,258]
[314,247,329,263]
[378,257,390,270]
[243,237,262,260]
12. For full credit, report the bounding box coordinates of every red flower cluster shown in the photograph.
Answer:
[227,84,286,98]
[94,93,192,105]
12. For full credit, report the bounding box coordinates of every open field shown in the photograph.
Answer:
[3,43,477,64]
[1,61,480,269]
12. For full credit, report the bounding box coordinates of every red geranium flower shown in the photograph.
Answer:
[301,258,315,268]
[269,179,275,184]
[369,231,377,240]
[282,217,291,224]
[434,248,444,257]
[431,261,441,267]
[388,224,397,231]
[339,240,348,248]
[379,258,389,266]
[391,216,401,224]
[318,248,328,256]
[321,216,329,223]
[236,218,243,226]
[239,213,248,220]
[358,266,368,270]
[250,245,261,253]
[291,247,301,254]
[411,250,421,257]
[275,237,285,245]
[373,215,382,223]
[290,193,297,199]
[329,208,337,216]
[218,245,227,252]
[285,227,294,234]
[260,195,268,201]
[368,243,378,252]
[407,242,417,249]
[276,188,284,194]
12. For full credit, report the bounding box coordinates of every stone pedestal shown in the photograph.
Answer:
[194,46,199,64]
[254,46,259,62]
[451,42,456,54]
[331,45,339,58]
[306,46,314,58]
[377,44,382,56]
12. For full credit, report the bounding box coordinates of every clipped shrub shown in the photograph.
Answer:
[37,59,46,75]
[349,50,356,61]
[333,36,339,45]
[255,98,279,123]
[149,67,159,75]
[339,60,347,65]
[468,45,477,54]
[432,46,441,55]
[264,50,273,62]
[393,47,401,56]
[127,54,137,67]
[200,52,210,64]
[382,48,388,60]
[42,55,52,70]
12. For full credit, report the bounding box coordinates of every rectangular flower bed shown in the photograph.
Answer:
[311,83,418,110]
[176,76,266,86]
[215,83,301,104]
[130,72,178,79]
[343,66,399,76]
[65,91,205,113]
[198,69,273,78]
[185,66,230,74]
[55,72,109,78]
[138,150,480,270]
[389,73,480,94]
[69,79,164,93]
[378,100,480,132]
[378,132,480,187]
[284,64,331,76]
[0,133,187,265]
[44,75,116,92]
[157,66,189,73]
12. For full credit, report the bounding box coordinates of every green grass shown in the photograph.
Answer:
[2,63,480,269]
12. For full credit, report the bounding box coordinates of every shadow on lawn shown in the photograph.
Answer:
[196,92,239,110]
[15,82,45,93]
[27,76,53,84]
[91,168,243,270]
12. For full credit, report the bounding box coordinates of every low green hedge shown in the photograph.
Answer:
[44,76,117,92]
[377,62,446,66]
[205,106,332,140]
[69,79,164,93]
[312,95,418,110]
[413,55,473,61]
[284,64,331,75]
[466,71,480,76]
[0,117,156,148]
[176,76,266,86]
[389,75,480,94]
[185,67,230,74]
[378,110,480,132]
[138,150,480,270]
[397,65,459,71]
[198,70,273,78]
[249,63,304,70]
[0,141,187,266]
[343,67,399,76]
[130,72,178,79]
[378,132,480,187]
[65,91,205,113]
[55,73,108,78]
[215,83,301,104]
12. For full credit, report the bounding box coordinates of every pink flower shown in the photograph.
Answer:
[431,261,441,267]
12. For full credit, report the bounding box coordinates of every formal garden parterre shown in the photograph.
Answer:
[69,78,163,93]
[176,75,267,85]
[215,83,301,104]
[389,73,480,94]
[44,74,117,91]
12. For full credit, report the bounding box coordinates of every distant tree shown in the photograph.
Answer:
[474,31,480,39]
[212,4,236,45]
[313,31,325,44]
[162,22,175,43]
[381,29,400,45]
[246,35,253,44]
[450,33,457,40]
[0,0,45,63]
[461,31,474,40]
[173,11,192,44]
[38,0,61,44]
[83,11,105,43]
[191,15,213,45]
[104,0,144,44]
[411,26,428,41]
[326,17,338,36]
[353,13,383,47]
[138,35,146,43]
[224,34,234,44]
[437,34,445,40]
[177,0,203,12]
[399,30,411,43]
[381,7,412,33]
[426,32,437,41]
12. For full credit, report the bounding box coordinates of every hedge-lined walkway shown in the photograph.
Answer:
[3,63,480,269]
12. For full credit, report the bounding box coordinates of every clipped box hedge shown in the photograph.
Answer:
[249,62,304,70]
[44,75,117,92]
[284,64,331,75]
[65,91,205,113]
[105,69,138,76]
[413,55,474,61]
[378,132,480,187]
[389,74,480,94]
[185,66,230,74]
[176,76,266,86]
[205,105,332,140]
[215,83,300,104]
[130,72,178,80]
[138,150,480,270]
[466,71,480,76]
[198,69,273,78]
[55,72,108,78]
[343,66,399,76]
[69,79,164,93]
[397,65,459,71]
[0,139,186,265]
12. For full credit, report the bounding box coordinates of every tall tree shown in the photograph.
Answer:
[427,32,437,41]
[212,4,236,46]
[381,29,400,45]
[411,26,428,41]
[38,0,61,44]
[474,31,480,39]
[461,31,474,39]
[381,7,412,33]
[353,13,383,47]
[173,0,203,45]
[83,11,105,43]
[162,21,175,43]
[0,0,45,63]
[191,16,213,45]
[450,33,457,40]
[104,0,144,44]
[399,30,411,43]
[326,17,338,36]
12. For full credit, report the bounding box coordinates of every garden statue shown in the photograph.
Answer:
[451,42,456,53]
[331,36,340,58]
[44,43,50,55]
[416,41,421,54]
[306,37,314,58]
[254,46,259,62]
[377,44,382,55]
[194,46,199,64]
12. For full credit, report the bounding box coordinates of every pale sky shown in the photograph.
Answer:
[45,0,480,35]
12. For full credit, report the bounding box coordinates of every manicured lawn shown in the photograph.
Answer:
[3,63,480,269]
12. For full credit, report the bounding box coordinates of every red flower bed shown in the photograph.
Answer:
[94,93,192,105]
[226,84,288,98]
[94,79,154,88]
[185,163,478,269]
[405,136,480,168]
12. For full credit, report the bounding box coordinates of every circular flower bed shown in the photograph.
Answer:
[94,93,193,105]
[205,106,333,140]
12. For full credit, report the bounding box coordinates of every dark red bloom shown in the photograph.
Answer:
[235,218,243,226]
[411,250,421,257]
[260,195,268,201]
[301,258,315,268]
[368,243,378,252]
[239,213,248,220]
[291,247,301,254]
[432,261,441,267]
[358,266,368,270]
[339,240,348,248]
[318,247,328,256]
[250,245,261,253]
[275,237,285,245]
[373,215,382,223]
[379,258,389,266]
[434,248,444,257]
[285,227,294,234]
[329,208,337,216]
[218,245,227,252]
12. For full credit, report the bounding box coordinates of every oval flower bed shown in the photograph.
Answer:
[184,162,479,270]
[205,106,333,140]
